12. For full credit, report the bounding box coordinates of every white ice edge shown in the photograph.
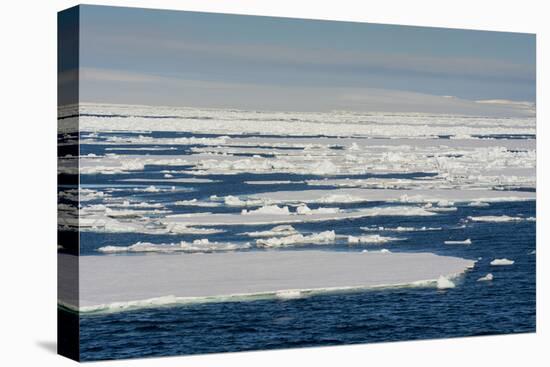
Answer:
[61,277,467,314]
[59,251,475,314]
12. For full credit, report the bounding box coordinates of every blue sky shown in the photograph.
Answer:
[75,5,536,112]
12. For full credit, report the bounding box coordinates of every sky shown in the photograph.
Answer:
[66,5,535,113]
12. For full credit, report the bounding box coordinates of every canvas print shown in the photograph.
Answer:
[58,5,536,362]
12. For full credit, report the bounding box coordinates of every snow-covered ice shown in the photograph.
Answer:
[60,251,475,312]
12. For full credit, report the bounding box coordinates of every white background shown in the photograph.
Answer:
[0,0,548,365]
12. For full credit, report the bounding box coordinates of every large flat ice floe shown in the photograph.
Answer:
[162,206,436,226]
[250,188,535,205]
[59,251,475,313]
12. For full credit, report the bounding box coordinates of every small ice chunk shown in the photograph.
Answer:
[241,205,290,216]
[192,238,209,245]
[224,195,245,206]
[477,273,493,282]
[347,235,401,244]
[468,201,490,207]
[296,204,340,215]
[426,206,457,213]
[310,160,339,175]
[444,239,472,245]
[490,258,514,266]
[436,199,455,207]
[469,215,535,223]
[256,230,336,248]
[143,185,160,192]
[243,225,298,237]
[296,204,312,215]
[318,194,365,203]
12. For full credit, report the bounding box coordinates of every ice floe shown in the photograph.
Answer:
[165,224,225,235]
[444,239,472,245]
[250,188,534,206]
[256,231,336,248]
[245,180,301,185]
[63,250,475,313]
[490,258,515,266]
[79,104,534,139]
[84,134,229,146]
[77,203,223,235]
[241,205,291,216]
[122,177,219,184]
[468,215,535,223]
[107,200,164,209]
[477,273,494,282]
[296,204,340,215]
[59,188,106,202]
[361,226,442,232]
[132,185,177,193]
[163,206,436,227]
[468,201,490,207]
[347,235,402,244]
[243,225,299,237]
[174,199,221,207]
[310,160,339,175]
[223,195,266,207]
[98,239,249,253]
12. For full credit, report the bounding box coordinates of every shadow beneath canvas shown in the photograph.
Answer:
[36,340,57,354]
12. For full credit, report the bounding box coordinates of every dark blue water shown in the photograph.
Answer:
[77,203,535,362]
[74,131,536,361]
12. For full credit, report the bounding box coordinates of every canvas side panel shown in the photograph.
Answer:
[57,5,80,362]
